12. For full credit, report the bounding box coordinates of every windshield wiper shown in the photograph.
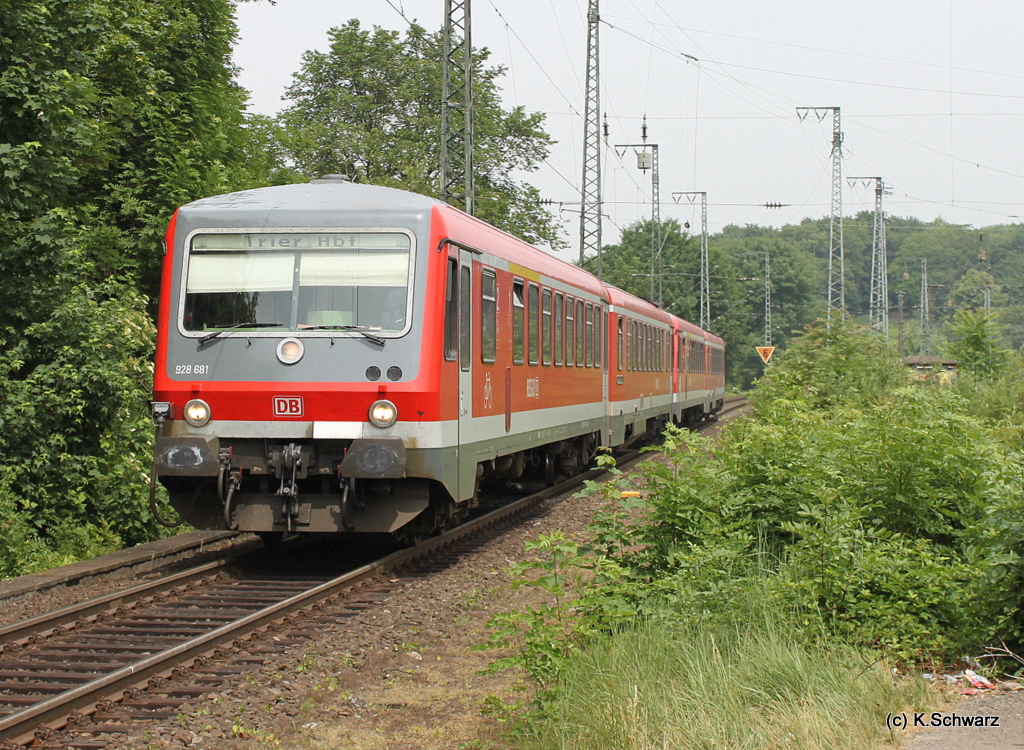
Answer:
[302,325,386,347]
[198,322,284,344]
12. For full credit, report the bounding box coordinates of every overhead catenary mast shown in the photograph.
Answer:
[616,118,661,306]
[920,258,931,356]
[797,106,844,313]
[849,176,890,335]
[764,252,772,347]
[672,191,709,330]
[440,0,474,215]
[578,0,602,275]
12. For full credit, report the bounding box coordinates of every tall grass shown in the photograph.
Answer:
[525,600,931,750]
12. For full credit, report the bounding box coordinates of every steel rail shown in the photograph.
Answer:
[0,463,600,746]
[0,555,249,649]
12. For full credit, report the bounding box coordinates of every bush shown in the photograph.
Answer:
[0,282,167,578]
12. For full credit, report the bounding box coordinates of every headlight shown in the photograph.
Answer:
[183,398,212,427]
[368,399,398,428]
[277,337,304,365]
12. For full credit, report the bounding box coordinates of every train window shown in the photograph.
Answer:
[444,258,458,361]
[639,322,644,371]
[711,347,723,374]
[460,265,472,371]
[595,308,603,368]
[554,292,564,366]
[542,290,552,366]
[184,231,413,336]
[641,324,648,372]
[622,319,630,372]
[640,325,645,371]
[585,304,594,367]
[481,269,496,364]
[528,283,540,365]
[512,279,524,365]
[633,320,640,371]
[649,327,655,372]
[649,326,654,371]
[636,324,642,371]
[565,297,574,367]
[575,300,585,366]
[617,317,624,371]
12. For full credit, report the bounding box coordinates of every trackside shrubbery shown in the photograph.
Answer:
[0,283,170,577]
[485,316,1024,748]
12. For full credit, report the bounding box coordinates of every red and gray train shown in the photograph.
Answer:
[150,177,725,542]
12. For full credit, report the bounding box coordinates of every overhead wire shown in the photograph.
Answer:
[602,12,1024,84]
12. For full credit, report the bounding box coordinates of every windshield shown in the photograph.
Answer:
[182,232,413,335]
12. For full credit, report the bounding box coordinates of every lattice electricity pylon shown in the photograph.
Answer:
[797,106,844,313]
[441,0,474,215]
[849,176,890,335]
[579,0,602,274]
[672,191,709,330]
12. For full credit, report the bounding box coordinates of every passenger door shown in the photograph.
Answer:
[457,248,475,502]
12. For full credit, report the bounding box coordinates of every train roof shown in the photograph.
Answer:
[177,178,440,226]
[433,202,607,300]
[676,318,707,337]
[605,285,723,345]
[604,284,675,325]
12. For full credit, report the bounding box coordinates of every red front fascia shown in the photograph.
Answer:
[153,210,179,400]
[152,208,450,426]
[152,380,442,423]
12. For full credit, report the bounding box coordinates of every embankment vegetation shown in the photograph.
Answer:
[486,316,1024,749]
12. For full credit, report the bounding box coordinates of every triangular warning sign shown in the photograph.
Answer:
[756,346,776,364]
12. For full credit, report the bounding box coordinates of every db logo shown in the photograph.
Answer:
[273,396,304,417]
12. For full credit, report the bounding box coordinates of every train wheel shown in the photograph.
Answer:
[544,453,556,486]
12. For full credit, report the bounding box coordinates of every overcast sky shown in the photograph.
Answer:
[233,0,1024,262]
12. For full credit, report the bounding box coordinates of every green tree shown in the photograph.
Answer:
[0,0,261,575]
[944,309,1013,377]
[275,19,563,248]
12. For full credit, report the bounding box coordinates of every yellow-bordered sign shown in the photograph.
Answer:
[756,346,776,364]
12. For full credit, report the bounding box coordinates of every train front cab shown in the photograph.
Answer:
[151,181,464,540]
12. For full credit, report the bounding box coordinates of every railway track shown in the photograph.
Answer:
[0,397,747,748]
[0,473,603,746]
